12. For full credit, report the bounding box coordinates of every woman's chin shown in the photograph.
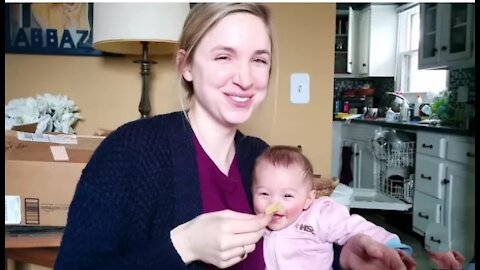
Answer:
[223,111,253,126]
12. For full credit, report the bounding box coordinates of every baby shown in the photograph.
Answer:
[251,145,462,270]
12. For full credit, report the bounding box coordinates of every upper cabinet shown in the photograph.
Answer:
[356,4,398,77]
[334,4,397,77]
[334,9,352,75]
[419,3,475,69]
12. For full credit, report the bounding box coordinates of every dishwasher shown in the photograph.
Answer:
[350,128,416,211]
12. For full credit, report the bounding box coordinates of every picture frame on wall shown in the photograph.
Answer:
[5,3,107,56]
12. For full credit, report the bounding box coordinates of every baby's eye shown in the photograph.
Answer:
[284,194,294,198]
[259,192,269,196]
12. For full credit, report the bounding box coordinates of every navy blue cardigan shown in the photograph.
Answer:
[54,112,268,270]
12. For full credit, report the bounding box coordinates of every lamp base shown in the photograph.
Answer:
[134,41,157,118]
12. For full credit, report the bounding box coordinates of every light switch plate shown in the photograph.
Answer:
[457,86,468,102]
[290,73,310,104]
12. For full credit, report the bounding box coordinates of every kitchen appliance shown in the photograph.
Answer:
[341,96,373,113]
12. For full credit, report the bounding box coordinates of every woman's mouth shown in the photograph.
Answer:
[226,94,253,108]
[230,95,250,102]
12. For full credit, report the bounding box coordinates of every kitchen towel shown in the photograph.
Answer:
[340,146,353,186]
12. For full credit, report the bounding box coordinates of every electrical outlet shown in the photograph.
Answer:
[290,73,310,104]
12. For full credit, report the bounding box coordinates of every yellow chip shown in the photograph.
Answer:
[265,203,282,215]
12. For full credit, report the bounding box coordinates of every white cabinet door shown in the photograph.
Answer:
[413,191,443,235]
[367,4,398,77]
[419,3,442,67]
[358,8,370,75]
[347,7,358,75]
[443,4,475,63]
[443,163,475,261]
[357,4,397,76]
[414,154,446,199]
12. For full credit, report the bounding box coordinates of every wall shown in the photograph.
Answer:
[5,4,335,269]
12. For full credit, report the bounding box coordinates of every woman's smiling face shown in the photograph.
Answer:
[181,12,272,127]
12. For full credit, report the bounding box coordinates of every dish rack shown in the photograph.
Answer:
[371,140,415,203]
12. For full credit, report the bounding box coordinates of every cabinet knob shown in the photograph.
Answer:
[432,48,438,55]
[422,143,433,149]
[466,152,475,157]
[348,62,352,65]
[362,63,366,67]
[421,174,432,180]
[418,212,429,219]
[354,152,360,157]
[441,46,448,51]
[430,236,441,244]
[442,179,450,185]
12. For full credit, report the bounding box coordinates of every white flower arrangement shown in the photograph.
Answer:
[5,93,82,134]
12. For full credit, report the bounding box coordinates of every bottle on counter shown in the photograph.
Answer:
[413,94,422,118]
[385,107,396,122]
[334,99,340,113]
[343,101,350,113]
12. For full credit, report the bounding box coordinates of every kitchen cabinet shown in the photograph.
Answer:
[334,8,358,76]
[356,4,398,77]
[413,131,475,264]
[419,3,475,70]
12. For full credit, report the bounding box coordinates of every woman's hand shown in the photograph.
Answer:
[170,209,271,269]
[340,234,416,270]
[427,250,465,270]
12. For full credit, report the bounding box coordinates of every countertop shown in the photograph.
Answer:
[333,117,475,137]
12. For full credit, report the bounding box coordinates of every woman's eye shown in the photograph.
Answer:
[215,55,230,61]
[253,58,268,64]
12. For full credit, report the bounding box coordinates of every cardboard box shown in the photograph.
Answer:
[5,130,105,226]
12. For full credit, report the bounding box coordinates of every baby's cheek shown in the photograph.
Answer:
[287,204,306,217]
[252,197,265,214]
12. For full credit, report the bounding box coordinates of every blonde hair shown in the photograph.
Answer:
[253,145,314,189]
[176,3,273,100]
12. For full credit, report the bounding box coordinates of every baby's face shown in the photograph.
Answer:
[252,161,314,231]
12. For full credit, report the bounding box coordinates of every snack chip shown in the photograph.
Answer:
[265,203,282,215]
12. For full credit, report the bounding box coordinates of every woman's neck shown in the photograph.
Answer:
[188,106,237,175]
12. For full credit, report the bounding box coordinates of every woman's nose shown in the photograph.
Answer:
[233,62,253,90]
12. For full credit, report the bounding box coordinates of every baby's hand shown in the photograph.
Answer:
[427,250,465,270]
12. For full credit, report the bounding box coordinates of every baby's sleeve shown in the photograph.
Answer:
[315,198,401,247]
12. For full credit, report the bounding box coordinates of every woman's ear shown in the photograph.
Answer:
[176,49,192,82]
[303,190,316,210]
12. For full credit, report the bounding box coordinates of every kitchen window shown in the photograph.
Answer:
[395,4,448,94]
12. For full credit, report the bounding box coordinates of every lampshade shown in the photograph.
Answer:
[92,3,190,55]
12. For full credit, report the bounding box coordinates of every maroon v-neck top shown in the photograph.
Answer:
[193,135,264,270]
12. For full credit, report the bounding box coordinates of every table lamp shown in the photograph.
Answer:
[92,3,189,118]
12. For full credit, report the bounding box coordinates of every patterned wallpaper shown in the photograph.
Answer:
[333,77,395,108]
[448,67,475,103]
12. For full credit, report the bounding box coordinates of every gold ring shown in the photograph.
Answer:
[241,245,248,259]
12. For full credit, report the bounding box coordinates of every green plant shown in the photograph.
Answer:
[431,90,455,121]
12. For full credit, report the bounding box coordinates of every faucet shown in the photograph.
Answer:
[386,92,410,122]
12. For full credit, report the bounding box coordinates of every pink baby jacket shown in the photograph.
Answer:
[263,197,400,270]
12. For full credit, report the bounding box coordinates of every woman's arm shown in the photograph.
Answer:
[54,128,189,270]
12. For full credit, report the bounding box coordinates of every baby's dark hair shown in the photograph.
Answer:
[253,145,314,188]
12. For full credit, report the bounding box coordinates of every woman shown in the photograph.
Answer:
[55,4,414,270]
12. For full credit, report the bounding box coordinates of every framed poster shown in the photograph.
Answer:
[5,3,107,56]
